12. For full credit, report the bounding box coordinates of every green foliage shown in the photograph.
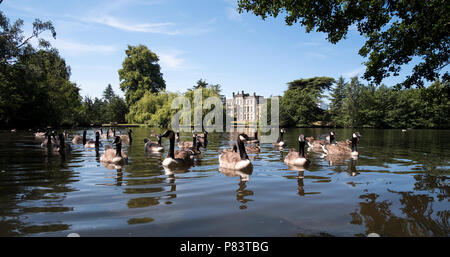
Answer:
[328,77,450,128]
[329,77,346,127]
[280,77,334,127]
[0,11,75,128]
[127,91,178,127]
[126,79,225,128]
[77,85,128,126]
[237,0,449,88]
[103,84,115,102]
[118,45,166,106]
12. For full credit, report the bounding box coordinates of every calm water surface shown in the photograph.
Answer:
[0,128,448,237]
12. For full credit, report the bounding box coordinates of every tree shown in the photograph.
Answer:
[104,96,128,124]
[0,11,63,128]
[237,0,449,88]
[0,11,56,66]
[127,91,178,127]
[183,80,224,128]
[329,77,347,127]
[118,45,166,107]
[280,77,334,127]
[103,84,115,103]
[193,79,208,89]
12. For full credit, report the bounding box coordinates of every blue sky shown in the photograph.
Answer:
[2,0,445,100]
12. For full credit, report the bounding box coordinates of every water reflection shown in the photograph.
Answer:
[219,168,254,209]
[0,128,449,236]
[350,189,449,236]
[324,155,360,177]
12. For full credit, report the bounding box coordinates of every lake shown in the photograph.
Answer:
[0,128,448,237]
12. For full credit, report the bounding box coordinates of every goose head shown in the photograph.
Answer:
[238,133,249,142]
[113,136,121,145]
[161,129,175,139]
[329,131,335,143]
[157,134,162,145]
[58,133,65,146]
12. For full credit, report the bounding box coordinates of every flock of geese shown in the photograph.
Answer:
[34,127,362,173]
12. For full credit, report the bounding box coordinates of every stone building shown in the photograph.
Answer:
[226,90,264,122]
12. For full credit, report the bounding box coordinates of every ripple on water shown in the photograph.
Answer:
[0,128,449,237]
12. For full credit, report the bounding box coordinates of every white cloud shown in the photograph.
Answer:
[344,66,366,78]
[158,50,197,71]
[50,39,118,55]
[86,15,180,35]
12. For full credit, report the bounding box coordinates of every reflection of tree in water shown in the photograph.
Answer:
[350,191,449,236]
[0,150,77,236]
[413,174,448,202]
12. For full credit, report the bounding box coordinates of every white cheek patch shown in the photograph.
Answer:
[239,135,245,141]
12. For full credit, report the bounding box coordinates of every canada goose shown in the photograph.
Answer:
[53,133,72,154]
[321,132,361,157]
[185,134,202,155]
[284,134,310,167]
[178,133,197,149]
[197,131,208,147]
[119,129,132,144]
[72,130,87,144]
[273,128,286,147]
[160,130,194,168]
[219,134,253,171]
[325,131,336,144]
[247,131,259,144]
[41,132,57,147]
[34,130,46,140]
[144,134,164,152]
[100,136,128,165]
[306,131,335,152]
[246,144,260,154]
[222,144,238,153]
[85,131,102,148]
[107,128,116,137]
[98,128,108,139]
